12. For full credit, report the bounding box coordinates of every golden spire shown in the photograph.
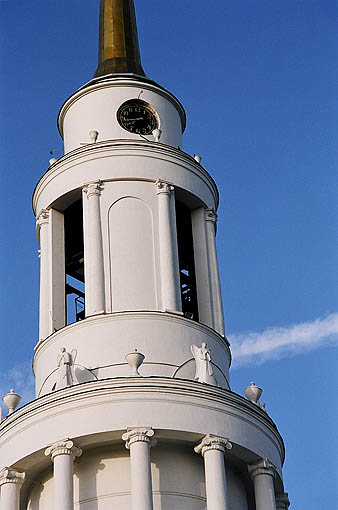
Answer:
[94,0,145,77]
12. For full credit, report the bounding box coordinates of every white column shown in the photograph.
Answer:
[205,208,225,335]
[49,209,66,331]
[37,209,51,341]
[0,468,25,510]
[195,434,232,510]
[156,180,181,312]
[276,492,290,510]
[191,207,214,328]
[249,459,277,510]
[122,428,157,510]
[83,182,105,317]
[45,439,82,510]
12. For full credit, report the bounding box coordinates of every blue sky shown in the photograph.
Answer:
[1,0,337,507]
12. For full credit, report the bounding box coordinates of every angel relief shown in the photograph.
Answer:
[191,343,217,386]
[54,347,78,390]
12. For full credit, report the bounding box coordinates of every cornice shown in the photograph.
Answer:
[32,140,219,214]
[0,377,285,464]
[57,77,186,137]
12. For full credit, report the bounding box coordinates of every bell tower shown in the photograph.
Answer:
[0,2,290,510]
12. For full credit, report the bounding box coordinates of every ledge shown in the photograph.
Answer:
[32,140,219,214]
[0,377,285,473]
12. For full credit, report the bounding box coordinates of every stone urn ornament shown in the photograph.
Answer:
[2,389,22,415]
[244,382,262,404]
[125,349,145,377]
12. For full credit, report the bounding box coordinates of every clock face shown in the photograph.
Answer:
[117,100,158,135]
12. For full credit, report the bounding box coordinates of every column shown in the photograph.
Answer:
[205,208,225,335]
[194,434,232,510]
[83,182,105,317]
[205,209,224,335]
[122,428,157,510]
[37,209,51,341]
[0,468,25,510]
[156,180,181,312]
[45,439,82,510]
[249,459,277,510]
[276,493,290,510]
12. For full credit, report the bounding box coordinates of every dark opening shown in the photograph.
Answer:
[64,199,85,323]
[175,200,199,321]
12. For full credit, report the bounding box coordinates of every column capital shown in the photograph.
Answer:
[83,181,102,198]
[0,467,25,487]
[194,434,232,456]
[276,493,290,510]
[205,208,218,224]
[156,179,174,195]
[248,459,277,480]
[45,439,82,461]
[122,427,157,449]
[36,209,50,227]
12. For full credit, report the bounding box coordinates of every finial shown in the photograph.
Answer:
[2,389,22,416]
[125,349,145,377]
[94,0,145,77]
[244,382,262,405]
[152,129,162,142]
[89,130,99,143]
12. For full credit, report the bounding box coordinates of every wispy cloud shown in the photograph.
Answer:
[0,362,35,417]
[229,313,338,367]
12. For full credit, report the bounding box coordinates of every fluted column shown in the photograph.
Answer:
[156,180,181,312]
[45,439,82,510]
[37,209,51,340]
[195,434,232,510]
[205,208,225,335]
[122,428,157,510]
[0,468,25,510]
[276,493,290,510]
[249,459,277,510]
[83,182,105,317]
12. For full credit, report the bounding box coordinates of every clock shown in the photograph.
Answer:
[117,100,158,135]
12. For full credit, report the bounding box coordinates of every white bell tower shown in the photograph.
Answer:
[0,2,290,510]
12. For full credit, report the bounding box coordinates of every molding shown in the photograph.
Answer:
[0,467,25,486]
[45,438,82,461]
[0,378,285,467]
[194,434,232,456]
[122,427,157,448]
[32,140,219,213]
[248,458,277,480]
